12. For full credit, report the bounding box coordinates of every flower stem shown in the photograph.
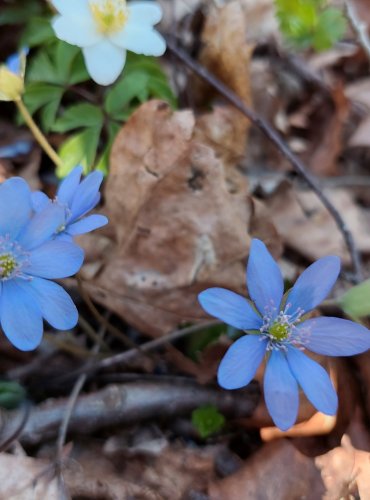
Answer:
[15,98,62,167]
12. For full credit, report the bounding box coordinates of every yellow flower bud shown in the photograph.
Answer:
[0,49,27,102]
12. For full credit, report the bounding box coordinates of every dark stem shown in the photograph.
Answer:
[165,36,363,283]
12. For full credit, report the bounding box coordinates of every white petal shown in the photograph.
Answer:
[127,2,163,25]
[83,40,126,85]
[110,24,166,56]
[51,0,91,17]
[52,15,102,47]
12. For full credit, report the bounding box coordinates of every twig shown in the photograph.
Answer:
[165,36,363,283]
[16,380,259,445]
[77,274,150,352]
[56,320,221,383]
[0,401,31,452]
[344,0,370,62]
[55,322,106,463]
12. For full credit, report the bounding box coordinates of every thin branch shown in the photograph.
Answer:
[165,36,363,283]
[55,317,107,463]
[53,320,221,383]
[17,379,259,445]
[344,0,370,62]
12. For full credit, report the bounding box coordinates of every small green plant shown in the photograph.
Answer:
[0,381,26,409]
[275,0,347,51]
[2,1,175,177]
[337,279,370,320]
[192,405,225,439]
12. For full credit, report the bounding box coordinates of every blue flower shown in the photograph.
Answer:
[0,177,84,351]
[6,48,29,75]
[32,166,108,241]
[198,239,370,431]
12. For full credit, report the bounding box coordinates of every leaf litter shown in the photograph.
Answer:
[1,0,370,498]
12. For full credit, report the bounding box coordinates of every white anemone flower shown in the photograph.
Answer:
[51,0,166,85]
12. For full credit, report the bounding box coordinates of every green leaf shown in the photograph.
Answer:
[27,40,89,86]
[95,122,121,175]
[40,96,63,132]
[192,405,225,439]
[105,68,177,119]
[0,381,26,409]
[27,50,60,84]
[275,0,347,51]
[52,103,104,133]
[69,52,90,85]
[0,2,43,26]
[337,279,370,319]
[20,16,55,47]
[104,71,150,114]
[312,8,347,51]
[24,83,63,114]
[57,126,102,177]
[148,77,177,108]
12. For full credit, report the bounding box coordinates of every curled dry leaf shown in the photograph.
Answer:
[0,453,59,499]
[196,0,252,160]
[266,182,370,263]
[209,440,324,500]
[316,435,370,500]
[83,100,280,336]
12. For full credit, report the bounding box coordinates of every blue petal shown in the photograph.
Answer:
[57,165,83,205]
[198,288,263,330]
[31,191,50,212]
[27,241,84,279]
[264,350,299,431]
[298,317,370,356]
[246,239,284,318]
[0,177,32,239]
[18,203,65,250]
[67,214,108,235]
[28,277,78,330]
[69,171,103,221]
[286,347,338,415]
[6,53,21,74]
[218,335,267,389]
[286,256,340,319]
[1,280,43,351]
[6,48,28,74]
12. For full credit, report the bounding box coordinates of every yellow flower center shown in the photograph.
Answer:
[89,0,128,34]
[0,253,17,278]
[268,322,289,341]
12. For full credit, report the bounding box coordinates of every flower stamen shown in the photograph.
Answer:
[89,0,128,34]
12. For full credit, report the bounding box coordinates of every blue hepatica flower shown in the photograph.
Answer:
[0,177,84,351]
[32,166,108,241]
[198,239,370,431]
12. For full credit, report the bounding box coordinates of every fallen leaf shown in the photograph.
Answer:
[0,453,59,499]
[316,434,370,500]
[209,440,325,499]
[83,100,280,336]
[267,183,370,263]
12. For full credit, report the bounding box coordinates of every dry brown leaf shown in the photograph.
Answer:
[196,0,253,158]
[67,438,216,500]
[0,453,59,499]
[83,100,280,336]
[346,77,370,109]
[209,440,325,500]
[316,435,370,500]
[307,85,349,176]
[267,183,370,263]
[349,114,370,147]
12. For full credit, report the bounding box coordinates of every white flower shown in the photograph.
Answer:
[51,0,166,85]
